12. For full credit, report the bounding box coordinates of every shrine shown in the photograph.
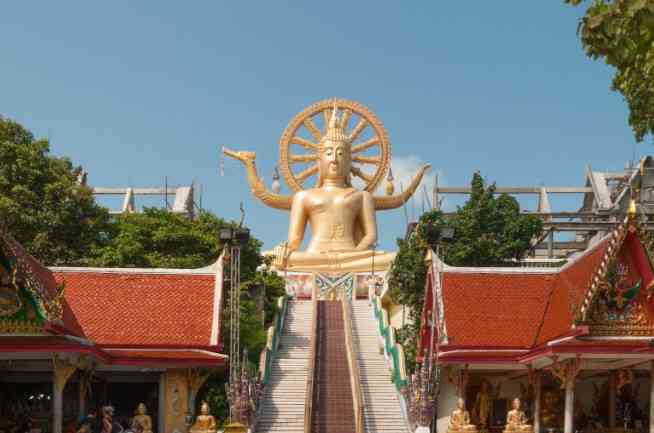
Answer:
[417,200,654,433]
[0,226,227,433]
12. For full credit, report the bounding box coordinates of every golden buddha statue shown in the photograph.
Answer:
[224,99,429,274]
[504,398,533,433]
[190,402,217,433]
[474,380,493,432]
[132,403,153,433]
[449,398,478,433]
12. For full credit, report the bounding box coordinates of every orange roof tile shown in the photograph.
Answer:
[425,236,616,354]
[441,272,557,347]
[54,270,219,348]
[536,238,610,345]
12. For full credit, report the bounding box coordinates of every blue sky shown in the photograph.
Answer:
[1,2,647,251]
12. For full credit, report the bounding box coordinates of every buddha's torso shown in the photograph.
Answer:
[192,415,216,431]
[133,415,152,431]
[300,187,365,253]
[452,409,469,426]
[507,410,527,427]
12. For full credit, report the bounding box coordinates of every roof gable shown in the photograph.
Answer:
[576,224,654,336]
[0,227,64,332]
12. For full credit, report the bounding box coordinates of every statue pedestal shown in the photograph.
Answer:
[223,422,248,433]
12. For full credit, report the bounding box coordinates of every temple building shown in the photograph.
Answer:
[417,204,654,433]
[0,227,225,433]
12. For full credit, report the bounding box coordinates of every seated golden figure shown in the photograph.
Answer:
[224,99,430,274]
[190,402,217,433]
[504,398,533,433]
[132,403,153,433]
[449,398,478,433]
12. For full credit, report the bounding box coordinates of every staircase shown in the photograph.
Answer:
[312,301,356,433]
[351,300,409,433]
[258,300,313,433]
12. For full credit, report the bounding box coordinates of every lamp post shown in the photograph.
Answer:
[219,226,250,426]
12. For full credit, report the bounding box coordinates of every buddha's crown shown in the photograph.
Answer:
[321,102,349,146]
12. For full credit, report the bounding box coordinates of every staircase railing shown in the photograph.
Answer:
[342,299,364,433]
[371,295,408,390]
[370,293,414,432]
[303,285,319,433]
[258,295,289,386]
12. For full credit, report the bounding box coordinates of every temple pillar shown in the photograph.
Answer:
[609,371,616,429]
[186,368,211,419]
[563,372,575,433]
[649,361,654,433]
[78,361,95,419]
[533,371,541,433]
[52,354,78,433]
[158,372,166,433]
[78,377,86,418]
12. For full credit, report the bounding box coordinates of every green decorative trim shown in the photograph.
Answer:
[259,295,289,385]
[372,295,408,390]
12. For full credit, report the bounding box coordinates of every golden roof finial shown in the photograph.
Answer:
[628,197,637,218]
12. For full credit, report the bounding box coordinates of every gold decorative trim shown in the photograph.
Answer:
[0,319,44,334]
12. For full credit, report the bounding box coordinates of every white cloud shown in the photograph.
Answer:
[377,154,442,214]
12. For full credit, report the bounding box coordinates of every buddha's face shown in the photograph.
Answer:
[201,402,209,415]
[513,398,521,410]
[137,403,146,415]
[457,398,465,410]
[319,139,351,183]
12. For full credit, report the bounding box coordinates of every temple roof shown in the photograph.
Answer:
[52,267,223,350]
[419,212,654,363]
[0,227,64,325]
[0,228,226,366]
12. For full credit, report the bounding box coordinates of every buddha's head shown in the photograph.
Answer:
[457,397,466,410]
[512,398,521,410]
[318,103,351,187]
[200,401,210,415]
[137,403,146,415]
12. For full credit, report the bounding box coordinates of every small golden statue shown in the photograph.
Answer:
[190,402,217,433]
[474,380,493,432]
[132,403,153,433]
[504,398,533,433]
[224,99,430,274]
[448,398,478,433]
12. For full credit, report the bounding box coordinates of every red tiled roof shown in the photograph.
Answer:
[433,237,613,352]
[536,238,610,345]
[441,272,557,347]
[54,270,218,348]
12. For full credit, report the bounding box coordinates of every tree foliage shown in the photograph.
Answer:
[388,172,543,370]
[88,208,261,278]
[566,0,654,142]
[0,116,111,265]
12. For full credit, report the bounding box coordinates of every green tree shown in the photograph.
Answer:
[88,208,262,278]
[566,0,654,142]
[389,172,543,370]
[0,116,111,265]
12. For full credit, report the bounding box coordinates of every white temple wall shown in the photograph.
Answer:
[437,381,459,433]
